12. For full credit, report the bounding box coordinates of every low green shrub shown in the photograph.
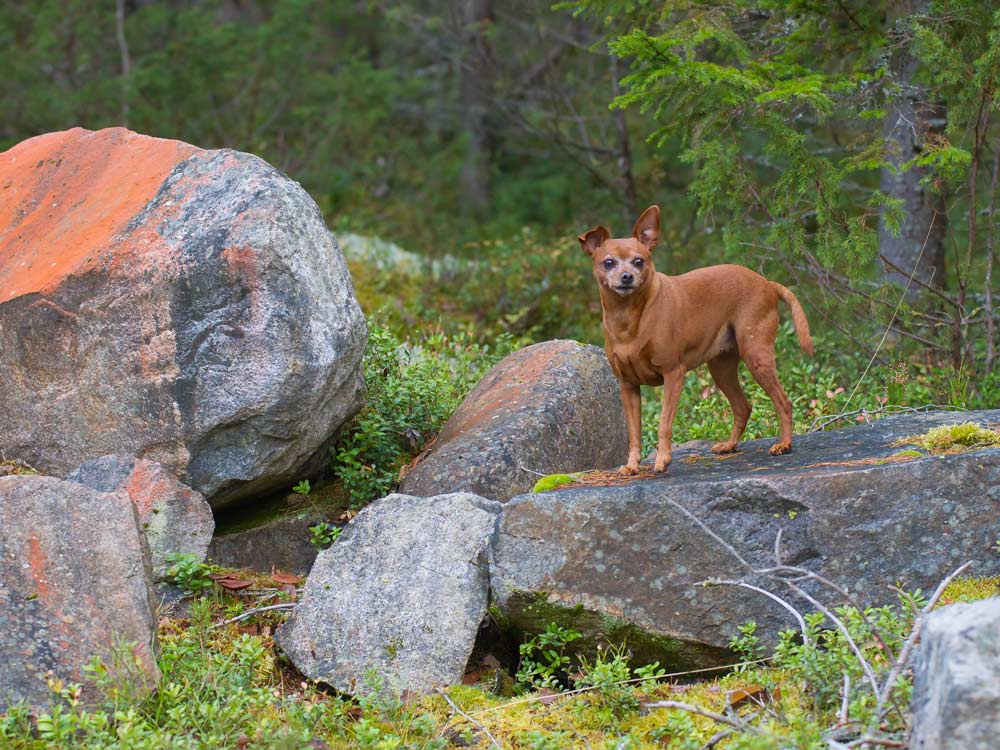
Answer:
[162,553,215,596]
[332,323,520,508]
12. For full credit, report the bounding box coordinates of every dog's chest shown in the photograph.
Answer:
[608,344,663,386]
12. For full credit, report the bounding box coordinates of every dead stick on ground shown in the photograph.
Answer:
[436,688,504,750]
[210,603,295,629]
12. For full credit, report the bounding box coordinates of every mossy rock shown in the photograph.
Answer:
[502,590,733,673]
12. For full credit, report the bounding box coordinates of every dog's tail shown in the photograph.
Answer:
[773,283,814,356]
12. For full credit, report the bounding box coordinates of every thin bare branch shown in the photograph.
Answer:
[437,688,504,750]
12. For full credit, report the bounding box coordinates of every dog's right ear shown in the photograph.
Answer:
[578,226,611,255]
[632,205,660,249]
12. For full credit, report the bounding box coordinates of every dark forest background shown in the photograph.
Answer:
[4,0,1000,402]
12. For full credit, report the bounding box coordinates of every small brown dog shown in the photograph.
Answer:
[580,205,813,475]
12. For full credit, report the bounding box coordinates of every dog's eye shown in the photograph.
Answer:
[603,258,615,269]
[633,258,644,268]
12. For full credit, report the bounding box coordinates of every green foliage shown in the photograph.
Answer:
[771,597,919,729]
[572,645,665,725]
[309,522,342,552]
[516,623,583,692]
[332,323,517,508]
[162,553,215,596]
[729,621,763,667]
[292,480,311,496]
[569,1,892,274]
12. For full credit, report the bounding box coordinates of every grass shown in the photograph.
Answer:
[8,573,981,750]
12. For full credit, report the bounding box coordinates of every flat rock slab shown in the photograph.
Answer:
[492,410,1000,669]
[0,475,158,711]
[0,127,366,509]
[277,493,501,694]
[67,454,214,578]
[911,598,1000,750]
[400,340,627,501]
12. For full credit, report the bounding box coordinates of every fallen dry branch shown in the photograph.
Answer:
[210,603,295,629]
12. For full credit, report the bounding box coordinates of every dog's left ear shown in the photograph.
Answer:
[632,205,660,249]
[578,225,611,255]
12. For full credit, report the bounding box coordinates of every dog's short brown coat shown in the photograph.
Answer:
[579,205,813,475]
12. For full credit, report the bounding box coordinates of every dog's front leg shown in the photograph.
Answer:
[654,369,686,472]
[619,382,642,475]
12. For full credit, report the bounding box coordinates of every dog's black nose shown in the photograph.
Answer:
[620,272,634,285]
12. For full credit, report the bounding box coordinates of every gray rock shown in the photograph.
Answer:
[0,127,366,509]
[67,455,214,578]
[208,512,323,576]
[400,340,626,501]
[492,409,1000,670]
[911,598,1000,750]
[277,492,501,694]
[0,475,159,711]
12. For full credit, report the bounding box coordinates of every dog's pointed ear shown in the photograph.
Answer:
[578,226,611,255]
[632,205,660,249]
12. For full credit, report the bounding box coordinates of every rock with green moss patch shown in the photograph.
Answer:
[400,340,626,501]
[491,409,1000,670]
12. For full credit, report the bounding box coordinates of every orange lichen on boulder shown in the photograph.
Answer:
[0,127,198,299]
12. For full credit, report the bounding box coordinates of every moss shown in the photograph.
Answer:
[893,422,1000,454]
[531,472,586,493]
[939,575,1000,606]
[0,458,38,476]
[213,479,351,535]
[503,590,733,673]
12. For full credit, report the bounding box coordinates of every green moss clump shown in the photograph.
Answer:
[893,422,1000,454]
[531,472,586,493]
[0,458,37,476]
[939,575,1000,606]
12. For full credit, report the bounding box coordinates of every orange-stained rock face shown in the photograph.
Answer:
[399,340,627,501]
[0,127,199,299]
[0,127,367,507]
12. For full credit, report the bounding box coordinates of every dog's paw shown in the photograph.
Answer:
[711,441,738,454]
[769,442,791,456]
[618,463,639,476]
[653,454,672,472]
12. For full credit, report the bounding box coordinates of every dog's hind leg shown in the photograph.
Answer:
[707,351,751,454]
[741,342,794,456]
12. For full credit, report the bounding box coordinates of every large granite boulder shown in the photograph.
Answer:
[67,454,214,578]
[400,340,627,501]
[491,410,1000,669]
[0,475,159,711]
[0,127,366,509]
[277,492,501,694]
[911,598,1000,750]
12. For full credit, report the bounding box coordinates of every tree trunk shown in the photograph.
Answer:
[459,0,494,219]
[610,55,638,224]
[879,0,947,301]
[878,1,947,296]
